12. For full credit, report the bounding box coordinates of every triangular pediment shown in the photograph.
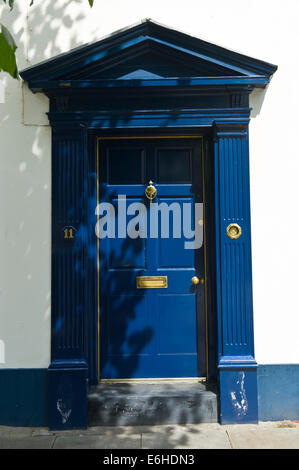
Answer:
[59,41,244,80]
[20,19,277,88]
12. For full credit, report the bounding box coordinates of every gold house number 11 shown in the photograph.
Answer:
[63,227,75,239]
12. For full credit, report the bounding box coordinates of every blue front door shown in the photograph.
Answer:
[98,138,206,379]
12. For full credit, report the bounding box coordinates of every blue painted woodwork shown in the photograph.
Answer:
[98,139,205,379]
[26,77,270,93]
[203,138,218,382]
[51,129,87,360]
[214,120,258,423]
[219,368,258,424]
[47,109,252,130]
[48,360,88,430]
[258,365,299,421]
[49,128,89,428]
[0,369,48,426]
[20,19,277,428]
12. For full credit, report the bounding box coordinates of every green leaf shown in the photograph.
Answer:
[88,0,94,6]
[0,23,18,78]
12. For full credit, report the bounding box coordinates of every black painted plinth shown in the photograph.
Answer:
[48,361,88,430]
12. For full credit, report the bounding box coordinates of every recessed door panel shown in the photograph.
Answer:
[157,294,197,354]
[157,149,192,183]
[157,197,195,269]
[106,197,147,270]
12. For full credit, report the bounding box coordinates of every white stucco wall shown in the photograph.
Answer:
[0,0,298,367]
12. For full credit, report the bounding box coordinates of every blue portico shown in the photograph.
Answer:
[21,19,277,429]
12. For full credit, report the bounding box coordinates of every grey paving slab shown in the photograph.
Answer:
[4,427,34,437]
[142,423,223,434]
[52,426,143,437]
[141,427,231,449]
[0,427,12,437]
[53,434,141,449]
[2,422,299,450]
[32,428,55,437]
[0,436,55,449]
[227,427,299,449]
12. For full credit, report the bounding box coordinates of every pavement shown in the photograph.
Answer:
[1,420,299,449]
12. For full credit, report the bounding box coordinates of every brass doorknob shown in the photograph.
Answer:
[191,276,204,285]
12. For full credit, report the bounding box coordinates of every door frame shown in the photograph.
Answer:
[47,114,258,428]
[95,134,209,382]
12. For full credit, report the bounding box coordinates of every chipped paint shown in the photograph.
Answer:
[56,399,72,424]
[230,372,248,417]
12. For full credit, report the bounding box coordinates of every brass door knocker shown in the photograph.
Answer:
[145,180,157,203]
